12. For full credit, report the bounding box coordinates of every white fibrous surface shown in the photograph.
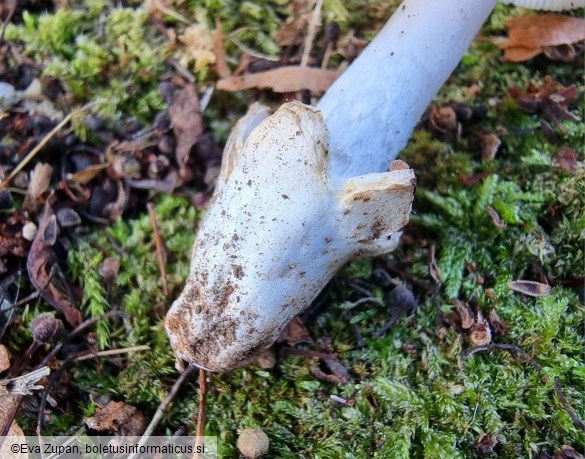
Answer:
[166,0,579,372]
[318,0,498,178]
[166,102,415,371]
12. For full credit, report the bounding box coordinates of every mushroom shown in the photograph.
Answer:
[166,0,583,372]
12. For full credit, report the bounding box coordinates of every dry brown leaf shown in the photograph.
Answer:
[543,43,576,61]
[67,163,109,185]
[84,400,146,436]
[500,14,585,62]
[277,0,315,47]
[480,133,501,162]
[487,206,506,228]
[0,384,28,459]
[310,356,349,384]
[277,316,312,346]
[27,163,53,200]
[26,202,82,326]
[452,299,474,329]
[508,280,552,297]
[554,146,578,173]
[169,84,203,179]
[509,77,580,132]
[217,66,340,94]
[0,345,9,373]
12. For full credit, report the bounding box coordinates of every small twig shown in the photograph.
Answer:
[193,369,208,458]
[228,36,280,61]
[344,310,365,348]
[128,365,197,459]
[340,296,385,311]
[0,366,50,438]
[39,310,129,367]
[148,203,170,298]
[553,376,585,432]
[6,290,40,309]
[373,316,400,338]
[1,103,95,189]
[36,343,146,433]
[300,0,324,68]
[461,343,543,372]
[73,345,150,362]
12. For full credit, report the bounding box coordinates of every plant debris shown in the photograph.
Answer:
[498,14,585,62]
[509,76,580,132]
[27,202,82,326]
[217,66,340,94]
[84,400,146,436]
[508,279,552,296]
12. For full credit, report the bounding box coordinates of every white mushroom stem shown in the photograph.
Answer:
[319,0,497,178]
[166,0,582,372]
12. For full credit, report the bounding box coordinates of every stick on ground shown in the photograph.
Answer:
[148,203,170,298]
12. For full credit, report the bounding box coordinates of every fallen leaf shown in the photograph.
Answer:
[27,163,53,200]
[67,163,109,184]
[277,316,312,346]
[217,66,340,94]
[0,345,9,373]
[452,299,474,329]
[509,77,580,132]
[508,280,552,297]
[277,0,315,47]
[84,400,146,436]
[98,257,120,285]
[169,84,203,179]
[554,146,577,173]
[26,202,82,326]
[0,383,27,459]
[480,133,501,162]
[310,356,349,384]
[499,14,585,62]
[487,206,506,228]
[543,43,576,61]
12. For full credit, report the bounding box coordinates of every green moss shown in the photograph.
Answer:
[9,2,584,457]
[7,3,167,121]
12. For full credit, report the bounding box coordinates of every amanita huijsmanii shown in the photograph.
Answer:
[166,0,583,372]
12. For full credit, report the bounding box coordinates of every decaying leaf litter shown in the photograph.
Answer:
[0,0,584,457]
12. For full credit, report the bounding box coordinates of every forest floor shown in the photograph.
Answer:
[0,0,583,457]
